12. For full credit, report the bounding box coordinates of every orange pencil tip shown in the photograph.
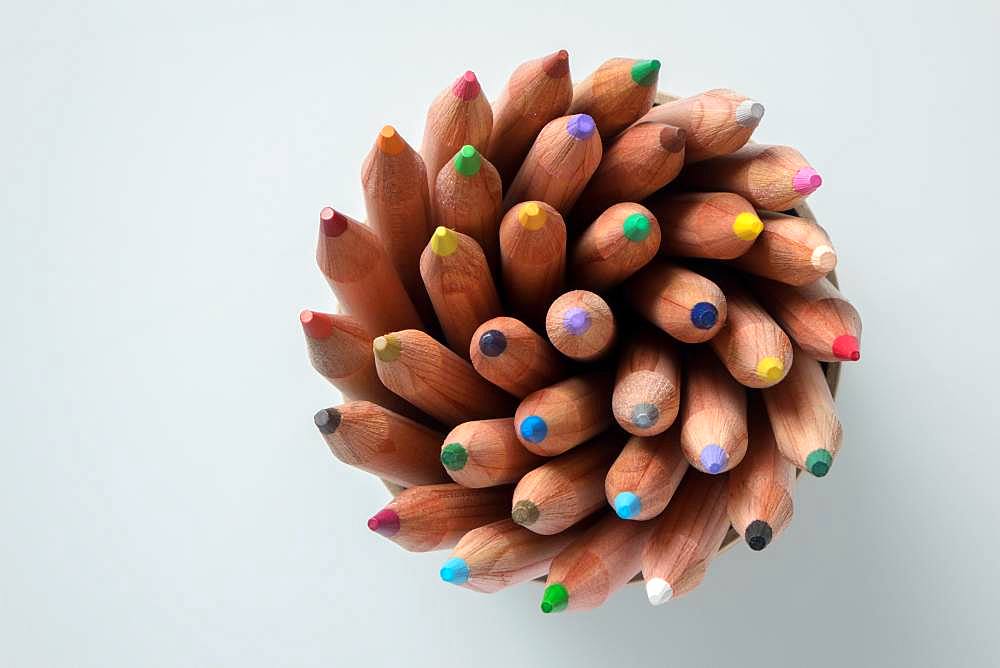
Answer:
[300,310,335,339]
[376,125,406,156]
[542,50,570,78]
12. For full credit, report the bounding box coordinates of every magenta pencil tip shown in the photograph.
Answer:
[792,167,822,196]
[367,509,400,537]
[452,71,481,101]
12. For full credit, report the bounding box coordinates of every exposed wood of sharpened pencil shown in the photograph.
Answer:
[498,201,567,326]
[612,327,681,436]
[729,211,837,286]
[470,316,567,398]
[514,372,614,456]
[441,418,545,488]
[605,427,689,521]
[420,70,493,192]
[432,145,503,273]
[680,346,748,474]
[570,203,661,291]
[650,191,763,260]
[567,57,661,137]
[625,261,727,343]
[544,290,617,362]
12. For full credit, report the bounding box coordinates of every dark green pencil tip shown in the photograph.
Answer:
[540,583,569,613]
[631,59,661,86]
[805,449,833,477]
[622,213,651,241]
[440,443,468,471]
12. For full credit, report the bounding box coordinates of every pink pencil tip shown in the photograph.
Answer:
[367,509,400,537]
[452,71,481,100]
[832,335,861,362]
[793,167,823,196]
[320,207,348,237]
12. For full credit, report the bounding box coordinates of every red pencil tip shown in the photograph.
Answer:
[367,509,400,537]
[299,310,334,339]
[452,71,481,100]
[320,207,348,237]
[832,335,861,362]
[542,50,570,78]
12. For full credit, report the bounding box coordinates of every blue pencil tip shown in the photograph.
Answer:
[690,302,718,330]
[614,492,642,519]
[440,557,470,585]
[519,416,548,443]
[700,444,728,474]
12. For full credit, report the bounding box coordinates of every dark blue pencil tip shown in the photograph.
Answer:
[519,416,548,443]
[478,329,507,357]
[690,302,718,330]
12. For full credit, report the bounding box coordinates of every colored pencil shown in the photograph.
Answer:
[678,144,822,211]
[572,122,686,220]
[762,349,842,477]
[729,211,837,286]
[502,114,603,216]
[314,401,447,487]
[728,396,795,551]
[315,207,424,334]
[540,513,654,613]
[420,70,493,193]
[612,327,681,436]
[487,50,573,185]
[420,227,502,357]
[625,261,727,343]
[470,316,566,398]
[373,329,517,427]
[750,276,862,362]
[441,418,545,488]
[679,346,748,474]
[641,472,730,605]
[514,372,614,456]
[367,483,512,552]
[360,125,435,322]
[709,276,793,388]
[498,201,567,326]
[635,89,764,162]
[432,145,503,273]
[440,519,581,593]
[650,191,763,260]
[545,290,617,361]
[605,428,689,521]
[511,433,623,535]
[569,203,661,291]
[567,57,661,138]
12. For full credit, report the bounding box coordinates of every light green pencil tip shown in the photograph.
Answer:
[453,144,482,176]
[631,59,661,86]
[540,583,569,614]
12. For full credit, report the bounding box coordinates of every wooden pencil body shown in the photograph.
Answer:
[545,290,617,361]
[470,317,566,398]
[432,148,503,273]
[570,203,661,291]
[729,211,837,286]
[498,201,567,326]
[567,57,660,137]
[512,434,623,535]
[637,89,762,162]
[442,418,544,488]
[487,51,573,184]
[369,483,511,552]
[626,262,727,343]
[651,191,762,260]
[605,429,689,521]
[502,114,603,216]
[315,208,423,334]
[374,329,517,427]
[315,401,447,487]
[420,72,493,193]
[515,372,614,456]
[710,278,793,388]
[680,346,748,474]
[612,328,680,436]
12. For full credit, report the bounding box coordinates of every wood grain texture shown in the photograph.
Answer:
[514,372,614,456]
[432,148,503,273]
[636,89,762,162]
[729,211,837,286]
[570,203,661,291]
[567,57,660,137]
[612,327,681,436]
[651,191,761,260]
[625,261,727,343]
[470,316,566,399]
[680,346,748,474]
[544,290,617,361]
[420,72,493,193]
[498,201,567,326]
[441,418,544,488]
[605,428,689,521]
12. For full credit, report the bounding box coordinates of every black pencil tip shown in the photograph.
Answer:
[314,408,341,435]
[745,520,773,551]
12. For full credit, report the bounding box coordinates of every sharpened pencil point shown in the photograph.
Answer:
[659,125,687,152]
[792,167,822,196]
[645,578,673,605]
[805,449,833,477]
[567,114,596,140]
[313,408,341,435]
[440,443,468,471]
[453,144,482,176]
[630,59,661,86]
[811,244,838,272]
[373,334,402,362]
[699,444,728,474]
[540,583,569,613]
[376,125,405,156]
[562,307,591,335]
[478,329,507,357]
[519,416,548,444]
[622,213,651,242]
[542,49,570,78]
[430,226,459,256]
[440,557,470,585]
[735,99,765,128]
[517,202,547,230]
[832,334,861,361]
[614,491,642,519]
[690,302,718,330]
[512,500,540,527]
[367,508,400,537]
[745,520,773,551]
[732,212,764,241]
[320,207,348,237]
[452,70,481,101]
[756,357,785,382]
[630,403,659,429]
[299,309,334,339]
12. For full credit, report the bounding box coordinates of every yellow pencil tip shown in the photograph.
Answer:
[756,357,785,382]
[373,334,402,362]
[732,212,764,241]
[430,226,459,256]
[517,202,547,230]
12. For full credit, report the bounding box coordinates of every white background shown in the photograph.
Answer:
[3,1,998,666]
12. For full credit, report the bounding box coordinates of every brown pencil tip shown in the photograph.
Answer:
[313,408,341,435]
[542,50,570,78]
[376,125,405,156]
[373,334,402,362]
[659,126,687,152]
[320,207,348,237]
[300,310,334,339]
[511,500,539,527]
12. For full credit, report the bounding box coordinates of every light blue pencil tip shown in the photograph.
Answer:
[614,492,642,520]
[440,557,470,585]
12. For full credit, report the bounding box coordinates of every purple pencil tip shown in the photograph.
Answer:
[700,444,728,474]
[567,114,596,140]
[562,307,591,335]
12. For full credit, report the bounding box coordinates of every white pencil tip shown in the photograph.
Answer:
[645,578,673,605]
[735,99,765,128]
[811,244,837,272]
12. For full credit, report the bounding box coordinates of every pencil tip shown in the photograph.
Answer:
[518,416,548,444]
[614,491,642,519]
[567,113,597,140]
[731,212,764,241]
[478,329,508,357]
[313,408,341,435]
[622,213,652,242]
[367,508,400,537]
[517,202,547,230]
[376,125,405,156]
[511,500,540,527]
[832,334,860,362]
[440,443,469,471]
[629,403,659,430]
[805,449,833,477]
[745,520,773,551]
[453,144,482,176]
[811,244,838,272]
[690,302,718,330]
[630,59,661,86]
[299,309,334,339]
[319,207,348,237]
[699,444,728,474]
[659,125,687,152]
[792,167,822,196]
[452,70,481,101]
[540,583,569,613]
[756,357,785,382]
[373,334,402,362]
[735,99,765,128]
[645,578,673,605]
[542,49,570,78]
[440,557,470,585]
[562,307,591,335]
[430,226,459,257]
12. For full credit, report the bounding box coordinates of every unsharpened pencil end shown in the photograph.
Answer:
[517,202,547,230]
[805,449,833,477]
[735,99,765,129]
[792,167,822,196]
[440,443,469,471]
[478,329,507,357]
[518,416,548,444]
[511,500,540,527]
[659,125,687,153]
[745,520,773,551]
[542,49,570,78]
[300,309,334,339]
[756,357,785,382]
[313,408,341,435]
[453,144,482,177]
[811,244,838,273]
[832,334,861,362]
[320,207,348,237]
[367,508,400,537]
[562,307,591,335]
[622,213,652,242]
[630,59,661,86]
[430,226,459,257]
[731,212,764,241]
[373,334,402,362]
[567,114,597,140]
[440,557,470,585]
[629,403,659,430]
[645,578,673,606]
[540,583,569,613]
[699,444,728,474]
[614,492,642,519]
[376,125,405,156]
[452,70,481,101]
[690,302,718,330]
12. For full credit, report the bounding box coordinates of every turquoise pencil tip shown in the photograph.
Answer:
[614,491,642,519]
[440,557,470,585]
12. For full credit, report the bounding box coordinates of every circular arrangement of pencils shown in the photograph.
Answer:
[303,51,862,613]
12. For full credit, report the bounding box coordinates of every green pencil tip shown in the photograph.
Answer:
[540,583,569,613]
[622,213,651,241]
[440,443,468,471]
[453,144,481,176]
[631,59,661,86]
[805,449,833,477]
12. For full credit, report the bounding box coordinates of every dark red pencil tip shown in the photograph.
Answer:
[542,50,570,78]
[832,335,861,362]
[659,126,687,152]
[320,207,348,237]
[300,309,334,339]
[452,71,481,100]
[367,509,400,537]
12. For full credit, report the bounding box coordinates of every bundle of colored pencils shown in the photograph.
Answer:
[303,51,862,612]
